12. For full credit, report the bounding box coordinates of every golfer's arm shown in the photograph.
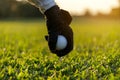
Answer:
[28,0,56,13]
[38,0,56,12]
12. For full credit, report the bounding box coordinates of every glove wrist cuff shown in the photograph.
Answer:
[44,5,61,19]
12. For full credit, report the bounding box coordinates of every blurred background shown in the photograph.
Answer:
[0,0,119,19]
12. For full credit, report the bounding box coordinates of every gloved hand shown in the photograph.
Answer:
[44,5,73,57]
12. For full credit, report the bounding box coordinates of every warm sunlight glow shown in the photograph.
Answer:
[55,0,119,15]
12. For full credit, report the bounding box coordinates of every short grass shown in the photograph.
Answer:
[0,18,120,80]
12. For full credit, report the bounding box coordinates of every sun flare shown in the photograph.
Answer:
[55,0,119,15]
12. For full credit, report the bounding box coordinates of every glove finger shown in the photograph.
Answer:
[45,35,49,41]
[55,26,73,57]
[48,33,58,53]
[61,9,72,25]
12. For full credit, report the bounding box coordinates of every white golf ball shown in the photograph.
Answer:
[56,35,67,50]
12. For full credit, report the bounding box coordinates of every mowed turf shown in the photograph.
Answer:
[0,18,120,80]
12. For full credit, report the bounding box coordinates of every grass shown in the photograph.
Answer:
[0,18,120,80]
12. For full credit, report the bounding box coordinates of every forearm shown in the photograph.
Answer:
[28,0,56,13]
[38,0,56,12]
